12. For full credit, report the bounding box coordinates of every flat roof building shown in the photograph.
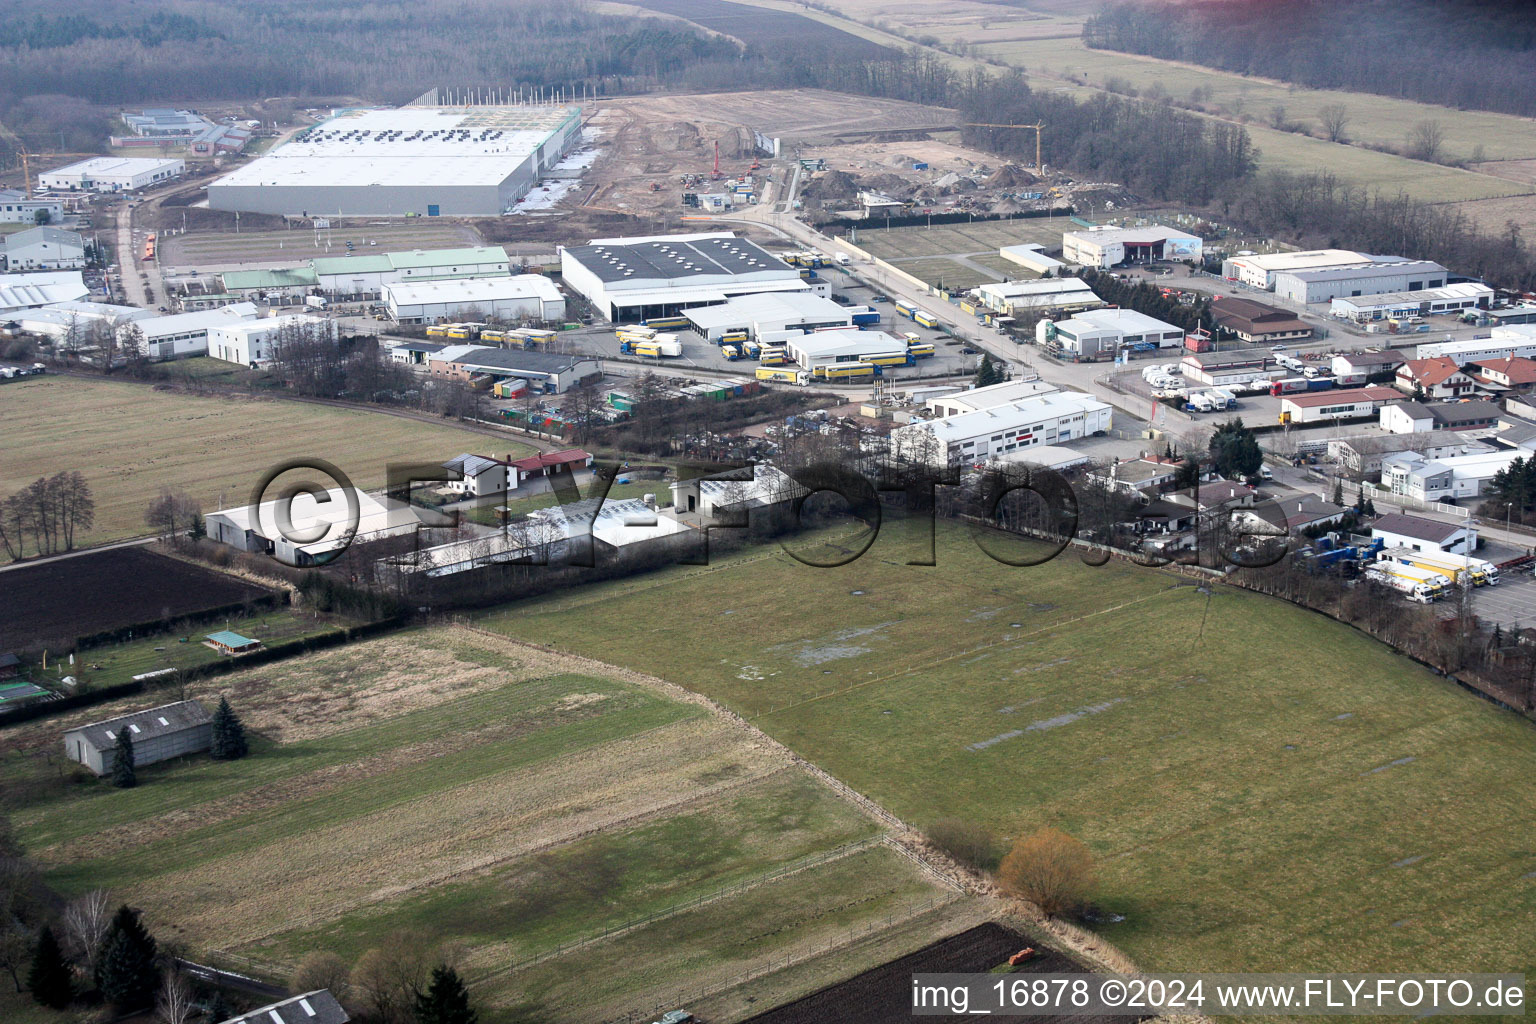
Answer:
[39,157,184,192]
[129,302,261,360]
[1221,249,1371,289]
[1273,260,1448,306]
[1329,282,1494,322]
[892,391,1112,467]
[383,274,563,324]
[998,243,1065,275]
[208,104,581,217]
[312,246,512,298]
[561,233,809,322]
[207,487,421,565]
[0,188,62,225]
[683,292,850,340]
[432,347,599,394]
[208,313,336,366]
[1415,327,1536,366]
[783,328,908,370]
[1382,448,1520,503]
[925,378,1059,417]
[974,277,1102,315]
[17,301,153,341]
[1062,224,1201,268]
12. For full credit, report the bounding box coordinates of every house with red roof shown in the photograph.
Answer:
[1466,356,1536,394]
[1395,357,1477,399]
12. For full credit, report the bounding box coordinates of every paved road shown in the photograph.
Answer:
[0,536,155,574]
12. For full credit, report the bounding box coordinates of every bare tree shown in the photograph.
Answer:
[291,951,351,1003]
[155,969,195,1024]
[1318,103,1350,143]
[1407,119,1445,162]
[145,488,202,541]
[62,888,112,973]
[996,827,1095,916]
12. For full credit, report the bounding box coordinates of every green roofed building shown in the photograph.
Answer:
[0,680,51,714]
[311,246,512,300]
[221,267,320,302]
[205,630,262,655]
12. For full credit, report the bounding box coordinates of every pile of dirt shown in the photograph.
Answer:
[803,169,860,203]
[986,163,1039,188]
[858,172,911,195]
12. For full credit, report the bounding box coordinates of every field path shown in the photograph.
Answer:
[459,626,1149,979]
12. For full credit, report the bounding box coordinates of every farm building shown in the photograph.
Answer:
[973,278,1102,316]
[62,700,213,776]
[560,233,811,322]
[39,157,184,192]
[1180,349,1275,387]
[782,328,908,370]
[441,450,590,498]
[1272,260,1448,305]
[214,990,349,1024]
[0,653,19,680]
[925,378,1059,417]
[1394,358,1479,400]
[2,227,86,271]
[383,275,563,323]
[683,292,850,341]
[206,487,422,566]
[1279,386,1402,424]
[1208,297,1312,345]
[891,391,1112,467]
[208,314,337,366]
[1041,307,1184,358]
[998,243,1065,275]
[1061,224,1201,268]
[431,347,599,394]
[1221,250,1371,289]
[0,271,88,315]
[1370,512,1476,555]
[510,449,593,490]
[669,463,805,519]
[1382,448,1520,503]
[127,302,261,360]
[1380,400,1500,435]
[208,104,581,217]
[0,188,63,224]
[1330,282,1494,322]
[206,630,262,655]
[1415,326,1536,365]
[311,246,512,299]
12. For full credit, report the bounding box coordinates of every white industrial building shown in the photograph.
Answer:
[1278,386,1402,424]
[207,487,422,566]
[1369,512,1476,556]
[127,303,260,360]
[38,157,184,192]
[208,104,581,217]
[998,243,1065,275]
[0,271,88,315]
[683,292,850,340]
[892,391,1112,467]
[0,188,62,224]
[560,233,811,322]
[1221,249,1371,289]
[1272,260,1448,305]
[3,227,86,271]
[1039,307,1184,358]
[783,328,908,370]
[383,274,564,323]
[925,378,1059,417]
[1415,326,1536,365]
[208,313,336,366]
[974,278,1102,315]
[1382,448,1520,503]
[1062,225,1201,268]
[16,301,152,341]
[311,246,511,298]
[1329,282,1494,322]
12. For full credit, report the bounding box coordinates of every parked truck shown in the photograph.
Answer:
[912,310,939,329]
[755,366,810,385]
[1387,548,1500,586]
[305,294,328,310]
[1363,566,1439,603]
[633,333,682,358]
[1366,560,1451,601]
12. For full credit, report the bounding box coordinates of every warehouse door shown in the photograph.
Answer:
[427,204,440,217]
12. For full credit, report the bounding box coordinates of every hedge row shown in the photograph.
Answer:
[819,205,1073,233]
[75,592,289,651]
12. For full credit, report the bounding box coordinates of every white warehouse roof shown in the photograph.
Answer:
[1058,307,1182,334]
[685,291,848,331]
[1227,249,1370,273]
[921,391,1111,444]
[208,487,419,559]
[383,274,561,308]
[134,303,260,340]
[211,106,579,191]
[42,156,182,181]
[785,328,907,362]
[0,271,89,313]
[1064,224,1198,246]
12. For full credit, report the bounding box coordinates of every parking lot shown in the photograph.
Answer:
[1471,562,1536,628]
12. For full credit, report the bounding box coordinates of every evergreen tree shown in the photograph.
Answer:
[1363,493,1377,517]
[110,729,136,789]
[27,926,72,1010]
[1355,482,1366,511]
[210,697,248,761]
[413,965,478,1024]
[1208,418,1263,479]
[94,906,158,1010]
[1332,478,1344,506]
[974,352,1001,388]
[1173,457,1202,491]
[207,990,231,1024]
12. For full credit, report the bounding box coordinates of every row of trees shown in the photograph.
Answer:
[1076,268,1213,334]
[288,936,478,1024]
[1084,0,1536,120]
[0,472,95,560]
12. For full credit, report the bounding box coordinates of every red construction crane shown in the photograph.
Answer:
[712,140,722,180]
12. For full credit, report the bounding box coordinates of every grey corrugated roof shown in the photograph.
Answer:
[444,453,502,477]
[217,989,349,1024]
[452,348,586,374]
[564,236,789,284]
[64,700,211,752]
[1279,260,1445,284]
[1371,512,1462,543]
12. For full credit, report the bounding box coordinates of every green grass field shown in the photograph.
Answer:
[478,520,1536,980]
[854,218,1071,261]
[888,255,1000,290]
[5,627,956,1024]
[0,377,533,551]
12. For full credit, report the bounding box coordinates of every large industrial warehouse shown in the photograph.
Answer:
[208,104,582,217]
[560,233,813,321]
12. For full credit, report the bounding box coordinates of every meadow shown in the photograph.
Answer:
[2,627,964,1024]
[0,376,533,551]
[478,519,1536,980]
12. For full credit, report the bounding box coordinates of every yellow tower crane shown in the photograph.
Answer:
[962,122,1044,171]
[0,121,35,192]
